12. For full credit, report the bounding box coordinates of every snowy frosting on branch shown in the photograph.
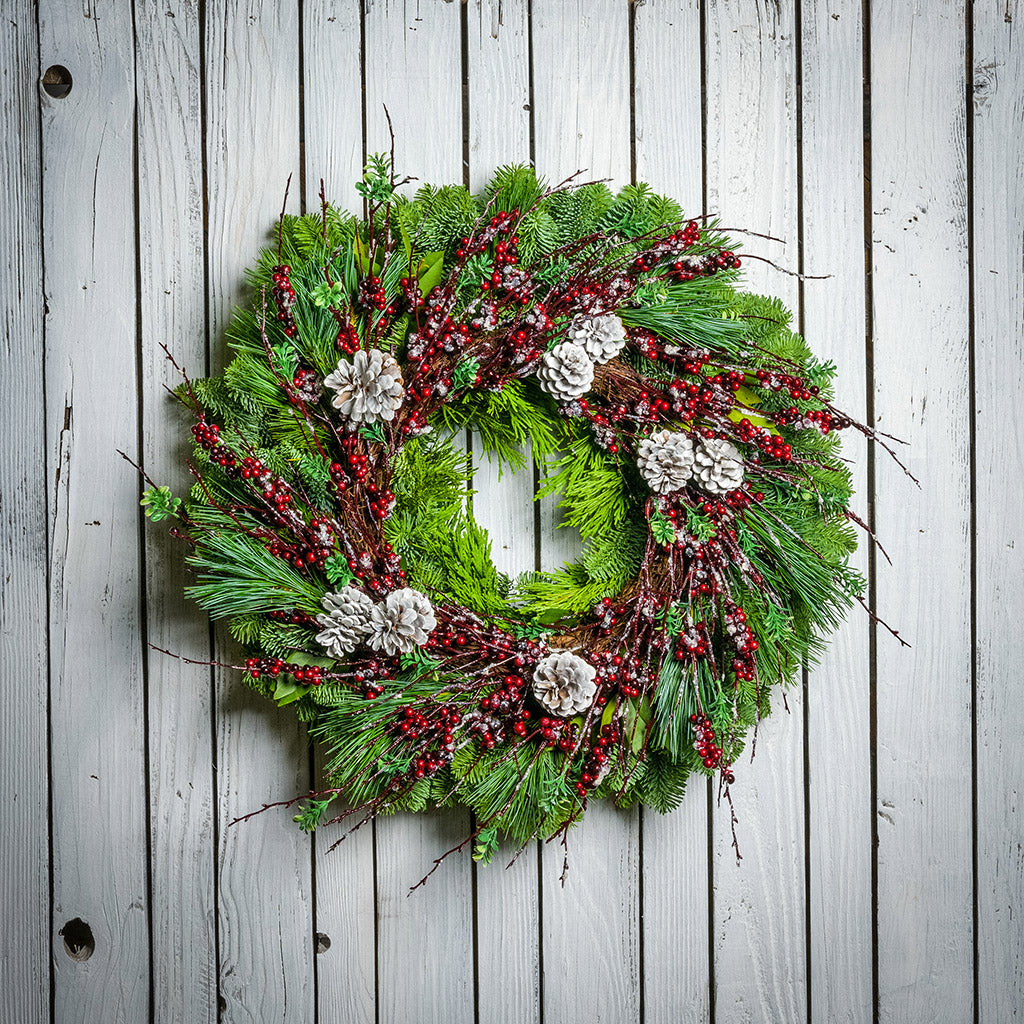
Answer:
[693,437,744,494]
[367,587,437,656]
[567,313,627,365]
[536,341,595,401]
[315,586,375,658]
[324,348,404,426]
[531,650,598,717]
[637,429,696,494]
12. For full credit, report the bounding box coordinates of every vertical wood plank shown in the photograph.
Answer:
[972,2,1023,1021]
[204,5,315,1021]
[302,0,364,213]
[302,5,377,1022]
[532,3,641,1022]
[37,1,150,1020]
[0,6,50,1024]
[704,3,806,1021]
[363,4,476,1022]
[631,4,712,1022]
[800,2,873,1020]
[465,3,541,1021]
[135,1,218,1021]
[870,2,974,1020]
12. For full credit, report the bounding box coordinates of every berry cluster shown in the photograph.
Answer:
[734,417,794,463]
[246,656,324,685]
[290,367,322,405]
[268,609,316,626]
[723,602,758,681]
[271,264,298,338]
[356,274,390,314]
[630,220,703,274]
[668,249,741,283]
[335,322,360,355]
[577,723,621,795]
[351,657,395,697]
[675,619,711,661]
[393,705,459,778]
[690,714,732,780]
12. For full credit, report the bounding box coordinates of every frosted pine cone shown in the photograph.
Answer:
[637,429,696,494]
[367,587,437,656]
[536,341,595,401]
[531,651,598,717]
[314,586,375,658]
[323,349,404,427]
[693,437,745,494]
[567,313,627,365]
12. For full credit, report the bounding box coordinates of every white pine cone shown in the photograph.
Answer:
[693,437,745,494]
[536,341,595,401]
[367,587,437,656]
[314,586,375,658]
[637,429,696,494]
[323,348,404,426]
[567,313,627,365]
[531,651,598,717]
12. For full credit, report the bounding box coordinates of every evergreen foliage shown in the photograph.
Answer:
[146,155,875,860]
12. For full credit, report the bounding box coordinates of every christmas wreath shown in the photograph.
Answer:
[142,158,884,868]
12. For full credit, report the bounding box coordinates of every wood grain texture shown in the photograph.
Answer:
[532,3,640,1022]
[972,2,1024,1020]
[364,0,464,189]
[466,3,542,1022]
[10,4,1023,1022]
[363,5,476,1022]
[632,4,712,1021]
[38,2,150,1020]
[135,1,218,1021]
[532,0,631,192]
[0,6,49,1024]
[302,8,378,1022]
[870,2,974,1020]
[800,2,873,1020]
[204,5,315,1021]
[704,3,807,1021]
[302,0,364,214]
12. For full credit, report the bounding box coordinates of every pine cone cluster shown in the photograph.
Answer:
[567,313,627,364]
[531,650,598,717]
[324,348,404,426]
[693,437,744,493]
[636,430,745,495]
[315,586,375,657]
[536,341,595,400]
[367,587,437,656]
[637,429,696,494]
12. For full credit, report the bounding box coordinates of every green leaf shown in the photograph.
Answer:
[649,508,676,547]
[450,356,480,392]
[357,421,386,443]
[294,795,336,832]
[353,231,375,276]
[473,826,500,864]
[310,280,345,308]
[354,153,397,205]
[271,342,298,380]
[273,680,305,706]
[324,555,354,587]
[623,697,652,754]
[141,485,181,522]
[416,251,446,296]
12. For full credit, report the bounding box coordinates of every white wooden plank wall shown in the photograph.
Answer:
[2,2,1021,1022]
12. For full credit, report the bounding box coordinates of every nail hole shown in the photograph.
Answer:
[42,65,73,98]
[315,931,331,954]
[59,918,94,961]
